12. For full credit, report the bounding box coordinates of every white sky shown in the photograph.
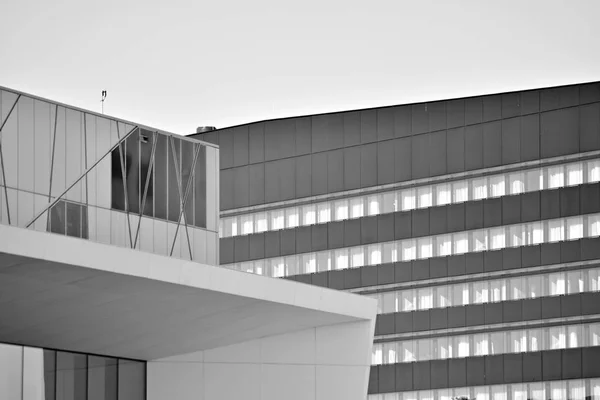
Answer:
[1,0,599,134]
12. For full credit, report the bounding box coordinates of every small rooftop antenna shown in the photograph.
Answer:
[101,90,107,114]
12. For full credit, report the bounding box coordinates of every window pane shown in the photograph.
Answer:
[526,168,543,191]
[588,160,600,183]
[88,356,117,400]
[472,177,488,200]
[117,360,145,400]
[56,351,87,400]
[453,181,468,202]
[334,199,348,220]
[334,249,349,270]
[240,214,253,235]
[489,175,506,197]
[270,210,284,230]
[285,207,299,228]
[435,184,451,206]
[417,187,432,208]
[254,213,267,233]
[548,165,565,188]
[317,203,331,223]
[350,198,364,218]
[367,195,380,216]
[567,163,583,186]
[302,204,316,225]
[382,192,397,213]
[509,172,525,194]
[401,189,416,211]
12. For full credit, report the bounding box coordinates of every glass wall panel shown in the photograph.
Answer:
[56,351,87,400]
[88,356,117,400]
[117,360,145,400]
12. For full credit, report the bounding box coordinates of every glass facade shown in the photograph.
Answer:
[372,321,600,364]
[0,342,145,400]
[0,87,219,264]
[368,379,600,400]
[368,267,600,314]
[224,213,600,277]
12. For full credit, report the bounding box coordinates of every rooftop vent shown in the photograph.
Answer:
[196,126,216,134]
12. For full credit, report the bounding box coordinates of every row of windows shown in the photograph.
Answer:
[372,321,600,365]
[223,213,600,278]
[368,379,600,400]
[368,267,600,314]
[220,158,600,237]
[0,342,145,400]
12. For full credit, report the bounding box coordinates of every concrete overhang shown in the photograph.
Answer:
[0,225,376,361]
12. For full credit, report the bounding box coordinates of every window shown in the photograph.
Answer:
[401,189,416,211]
[240,214,253,235]
[317,203,331,223]
[418,287,434,310]
[548,165,565,188]
[367,195,380,216]
[436,235,452,257]
[435,184,451,206]
[301,253,316,274]
[435,285,451,308]
[400,341,415,362]
[372,344,383,365]
[588,160,600,182]
[417,339,433,361]
[588,215,600,237]
[509,330,526,353]
[549,326,566,349]
[567,216,584,240]
[302,204,316,225]
[548,219,564,242]
[454,232,468,254]
[489,175,506,197]
[472,178,488,200]
[490,227,506,250]
[490,279,506,302]
[472,230,488,252]
[567,270,583,294]
[350,247,365,268]
[490,332,504,354]
[350,198,364,218]
[452,283,469,306]
[383,342,397,364]
[401,240,417,261]
[418,237,433,259]
[316,251,330,272]
[567,163,583,186]
[474,333,489,356]
[568,325,581,348]
[529,328,543,351]
[285,207,299,228]
[436,337,452,359]
[526,168,543,191]
[417,187,433,208]
[549,272,566,295]
[382,242,398,263]
[368,244,382,265]
[401,290,417,311]
[382,192,397,213]
[527,275,543,298]
[509,172,525,194]
[473,281,489,304]
[49,200,88,239]
[255,212,267,232]
[334,199,348,220]
[509,277,524,300]
[453,181,469,202]
[270,210,284,230]
[382,292,396,313]
[334,249,348,270]
[454,335,470,357]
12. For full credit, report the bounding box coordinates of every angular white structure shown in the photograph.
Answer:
[0,86,377,400]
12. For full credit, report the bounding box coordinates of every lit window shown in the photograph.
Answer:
[489,175,506,197]
[567,216,583,240]
[453,181,469,202]
[418,287,433,310]
[334,249,348,270]
[401,239,417,261]
[435,286,451,308]
[435,183,451,206]
[418,237,433,259]
[285,207,299,228]
[509,225,524,247]
[367,195,380,216]
[453,232,468,254]
[436,337,452,359]
[254,260,264,275]
[334,199,348,220]
[455,335,470,357]
[490,227,506,250]
[240,262,254,273]
[569,380,585,400]
[350,198,364,218]
[530,383,545,400]
[589,322,600,345]
[350,247,365,268]
[589,268,600,291]
[240,214,253,235]
[588,160,600,182]
[383,342,397,364]
[473,281,489,304]
[301,253,316,274]
[567,270,583,294]
[548,219,565,242]
[270,210,284,230]
[400,341,416,362]
[472,178,488,200]
[490,279,506,302]
[588,215,600,237]
[372,344,382,365]
[401,290,416,311]
[529,328,543,351]
[474,333,489,356]
[472,230,488,252]
[317,203,331,223]
[382,192,397,213]
[229,217,239,236]
[271,258,285,278]
[549,326,566,349]
[568,325,581,348]
[382,242,398,263]
[509,172,525,194]
[417,186,433,208]
[509,330,527,353]
[368,244,382,265]
[548,165,565,188]
[567,162,583,186]
[401,189,416,211]
[436,235,452,257]
[509,277,524,300]
[549,272,566,295]
[302,204,316,225]
[255,212,268,233]
[223,216,236,236]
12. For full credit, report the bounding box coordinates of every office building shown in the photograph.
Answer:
[0,86,376,400]
[193,81,600,400]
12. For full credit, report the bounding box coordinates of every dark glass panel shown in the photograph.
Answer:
[248,123,265,163]
[111,143,126,211]
[232,125,249,167]
[167,137,181,222]
[181,141,195,224]
[43,349,56,400]
[125,131,140,214]
[117,359,145,400]
[88,356,117,400]
[139,129,154,217]
[66,201,81,238]
[56,351,87,400]
[154,133,168,220]
[194,145,207,228]
[49,200,66,234]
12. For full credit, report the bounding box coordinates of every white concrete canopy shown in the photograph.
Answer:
[0,224,376,361]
